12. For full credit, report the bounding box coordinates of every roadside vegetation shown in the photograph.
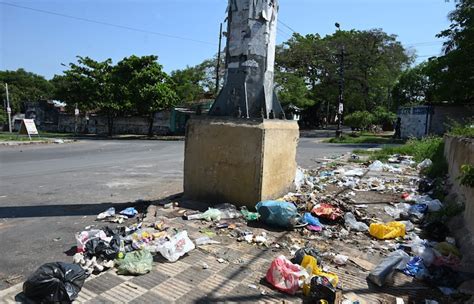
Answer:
[448,119,474,138]
[354,137,448,179]
[326,132,404,144]
[0,131,75,142]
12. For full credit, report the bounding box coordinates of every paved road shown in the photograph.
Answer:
[0,136,378,289]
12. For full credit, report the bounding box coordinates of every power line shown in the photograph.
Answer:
[0,2,216,46]
[278,19,297,34]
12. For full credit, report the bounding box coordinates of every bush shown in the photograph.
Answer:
[448,118,474,138]
[373,106,397,126]
[344,111,374,130]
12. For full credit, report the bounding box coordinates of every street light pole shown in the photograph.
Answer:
[335,23,344,138]
[4,83,12,133]
[215,22,223,96]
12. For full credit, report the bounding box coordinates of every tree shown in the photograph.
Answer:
[275,72,314,108]
[425,0,474,103]
[170,66,206,104]
[53,56,121,136]
[391,62,433,108]
[0,69,54,113]
[113,55,178,136]
[276,29,412,117]
[170,54,225,104]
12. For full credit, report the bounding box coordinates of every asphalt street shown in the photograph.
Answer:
[0,135,379,290]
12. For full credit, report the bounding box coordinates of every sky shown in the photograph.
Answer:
[0,0,456,80]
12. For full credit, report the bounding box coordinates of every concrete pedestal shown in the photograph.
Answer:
[184,117,299,209]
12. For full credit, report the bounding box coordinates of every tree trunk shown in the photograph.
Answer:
[148,112,155,137]
[107,114,114,137]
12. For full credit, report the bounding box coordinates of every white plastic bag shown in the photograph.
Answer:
[344,212,368,231]
[158,231,195,262]
[368,160,384,172]
[417,159,433,170]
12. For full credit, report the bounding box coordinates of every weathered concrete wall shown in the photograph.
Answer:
[398,106,431,139]
[184,117,299,208]
[444,135,474,271]
[35,111,171,135]
[445,136,474,230]
[430,104,474,135]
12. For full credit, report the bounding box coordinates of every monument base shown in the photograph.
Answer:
[184,117,299,209]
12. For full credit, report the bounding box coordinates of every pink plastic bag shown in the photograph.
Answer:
[266,255,309,295]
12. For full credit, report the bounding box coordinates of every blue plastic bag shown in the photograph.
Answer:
[409,204,428,214]
[256,201,298,228]
[303,213,322,227]
[403,256,425,277]
[120,207,138,218]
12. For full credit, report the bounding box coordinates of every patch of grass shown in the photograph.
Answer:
[0,131,75,142]
[325,132,405,144]
[366,137,448,179]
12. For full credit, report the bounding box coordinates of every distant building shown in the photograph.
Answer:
[398,103,474,138]
[170,99,214,134]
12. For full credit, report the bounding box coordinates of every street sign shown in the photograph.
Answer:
[6,107,11,114]
[338,103,344,114]
[18,119,39,140]
[75,108,80,116]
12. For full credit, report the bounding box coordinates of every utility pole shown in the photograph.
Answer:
[4,83,12,133]
[215,22,223,96]
[74,103,79,135]
[335,23,344,138]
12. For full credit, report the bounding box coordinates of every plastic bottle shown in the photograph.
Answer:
[118,240,125,259]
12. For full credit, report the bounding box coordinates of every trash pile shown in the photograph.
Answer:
[23,206,197,302]
[21,153,471,303]
[256,155,469,302]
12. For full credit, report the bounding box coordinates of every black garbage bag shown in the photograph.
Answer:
[23,262,88,303]
[307,276,337,303]
[85,234,120,260]
[291,247,320,265]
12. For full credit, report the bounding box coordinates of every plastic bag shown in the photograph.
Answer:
[367,250,410,286]
[344,212,368,231]
[368,160,384,171]
[369,222,406,239]
[295,167,305,190]
[97,207,115,220]
[384,203,410,219]
[266,255,309,295]
[256,201,298,228]
[424,199,443,212]
[158,231,195,262]
[85,234,120,260]
[200,208,222,221]
[301,255,339,288]
[75,229,109,253]
[403,256,426,277]
[119,207,138,218]
[241,207,260,221]
[215,203,242,219]
[23,262,88,302]
[304,276,336,302]
[116,249,153,275]
[303,213,322,227]
[417,159,433,170]
[312,203,343,221]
